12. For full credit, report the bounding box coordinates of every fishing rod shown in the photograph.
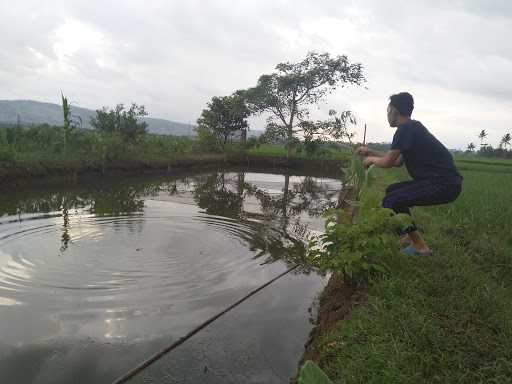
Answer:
[112,264,299,384]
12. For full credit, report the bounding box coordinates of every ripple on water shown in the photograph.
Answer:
[0,207,298,338]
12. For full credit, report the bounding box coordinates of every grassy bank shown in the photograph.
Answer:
[309,157,512,383]
[246,143,351,160]
[0,126,351,184]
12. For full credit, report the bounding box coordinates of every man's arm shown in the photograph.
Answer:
[354,146,385,157]
[363,149,401,169]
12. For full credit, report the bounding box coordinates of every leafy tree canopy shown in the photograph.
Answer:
[195,94,250,149]
[238,52,365,155]
[90,103,148,140]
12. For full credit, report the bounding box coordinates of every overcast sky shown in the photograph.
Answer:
[1,0,511,148]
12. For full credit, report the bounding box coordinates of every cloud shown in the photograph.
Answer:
[0,0,511,148]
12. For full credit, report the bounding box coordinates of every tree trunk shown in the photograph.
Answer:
[237,172,245,213]
[282,173,290,218]
[286,125,293,159]
[287,97,296,159]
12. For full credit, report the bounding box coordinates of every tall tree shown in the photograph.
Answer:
[239,52,365,157]
[466,142,476,152]
[196,94,250,149]
[500,133,511,150]
[478,129,488,150]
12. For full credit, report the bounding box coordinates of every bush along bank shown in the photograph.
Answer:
[297,157,512,383]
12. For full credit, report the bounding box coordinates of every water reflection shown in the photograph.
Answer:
[0,170,342,383]
[0,171,341,263]
[192,172,339,220]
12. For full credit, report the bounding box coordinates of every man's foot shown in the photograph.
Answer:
[401,245,432,256]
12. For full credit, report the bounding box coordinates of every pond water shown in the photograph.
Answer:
[0,170,343,383]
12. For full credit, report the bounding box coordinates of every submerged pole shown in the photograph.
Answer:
[111,265,299,384]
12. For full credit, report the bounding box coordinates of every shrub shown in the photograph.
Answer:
[307,207,411,284]
[195,125,222,152]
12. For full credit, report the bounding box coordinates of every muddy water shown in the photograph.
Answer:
[0,170,342,383]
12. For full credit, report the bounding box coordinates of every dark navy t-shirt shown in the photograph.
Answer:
[391,120,462,183]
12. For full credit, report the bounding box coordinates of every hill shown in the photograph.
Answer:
[0,100,196,136]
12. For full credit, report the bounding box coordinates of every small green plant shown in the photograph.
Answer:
[307,206,411,284]
[298,361,333,384]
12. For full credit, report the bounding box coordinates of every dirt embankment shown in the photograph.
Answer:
[0,154,347,187]
[300,275,367,363]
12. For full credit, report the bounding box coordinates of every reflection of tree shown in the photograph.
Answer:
[1,172,340,268]
[192,173,247,218]
[191,171,338,222]
[0,183,166,217]
[249,174,338,222]
[89,187,145,216]
[60,205,70,254]
[0,181,163,253]
[191,171,339,269]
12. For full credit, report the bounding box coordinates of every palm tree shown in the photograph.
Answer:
[500,133,511,150]
[466,142,476,153]
[478,129,488,150]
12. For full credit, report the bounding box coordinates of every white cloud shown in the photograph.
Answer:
[0,0,511,149]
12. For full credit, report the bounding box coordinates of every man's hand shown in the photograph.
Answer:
[355,146,370,156]
[394,154,404,167]
[363,157,374,169]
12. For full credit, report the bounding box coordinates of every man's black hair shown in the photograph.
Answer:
[389,92,414,117]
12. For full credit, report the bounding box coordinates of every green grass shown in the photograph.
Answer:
[315,162,512,383]
[454,154,512,166]
[247,144,351,160]
[454,155,512,175]
[247,144,289,157]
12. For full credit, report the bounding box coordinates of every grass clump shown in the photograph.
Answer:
[247,143,351,160]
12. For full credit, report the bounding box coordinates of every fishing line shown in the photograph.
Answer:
[112,264,299,384]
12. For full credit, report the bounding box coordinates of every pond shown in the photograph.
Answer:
[0,169,343,383]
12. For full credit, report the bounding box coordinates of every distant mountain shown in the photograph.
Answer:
[0,100,196,136]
